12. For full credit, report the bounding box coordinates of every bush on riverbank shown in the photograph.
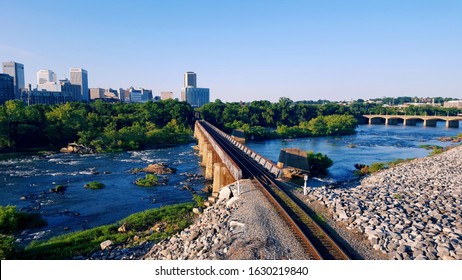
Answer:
[0,234,17,259]
[306,151,333,176]
[19,202,196,259]
[0,206,47,234]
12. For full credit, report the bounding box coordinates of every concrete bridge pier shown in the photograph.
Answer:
[447,120,460,128]
[205,145,219,180]
[212,163,234,193]
[404,119,416,126]
[386,118,398,125]
[424,119,437,127]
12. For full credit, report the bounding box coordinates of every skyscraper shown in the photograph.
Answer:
[2,61,25,99]
[70,68,89,101]
[37,69,57,84]
[181,71,210,107]
[0,73,14,104]
[184,72,197,88]
[181,87,210,107]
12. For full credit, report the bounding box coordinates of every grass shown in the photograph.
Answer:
[84,181,105,189]
[354,158,415,176]
[0,205,47,260]
[19,202,196,259]
[0,205,47,234]
[134,174,158,187]
[313,213,327,224]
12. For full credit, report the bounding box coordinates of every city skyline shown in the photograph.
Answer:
[1,1,461,102]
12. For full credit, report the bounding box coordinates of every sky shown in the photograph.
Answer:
[1,0,461,102]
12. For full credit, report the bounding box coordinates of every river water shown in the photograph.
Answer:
[0,121,460,242]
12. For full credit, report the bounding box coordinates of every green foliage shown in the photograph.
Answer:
[0,99,195,153]
[84,181,105,189]
[21,203,195,259]
[369,162,387,173]
[354,159,415,176]
[0,206,47,234]
[306,151,333,176]
[134,174,158,187]
[192,194,205,208]
[0,234,16,259]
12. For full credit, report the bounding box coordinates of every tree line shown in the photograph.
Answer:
[3,97,455,152]
[0,99,195,152]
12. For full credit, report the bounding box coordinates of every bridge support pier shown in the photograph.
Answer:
[447,120,459,128]
[205,146,219,180]
[212,163,234,193]
[404,119,416,126]
[424,120,437,127]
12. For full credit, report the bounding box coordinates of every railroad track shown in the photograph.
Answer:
[199,121,351,260]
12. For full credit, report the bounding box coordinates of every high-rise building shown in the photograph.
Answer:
[2,61,25,99]
[181,71,210,107]
[0,73,14,104]
[37,69,57,85]
[160,91,174,100]
[184,72,197,88]
[70,68,88,102]
[181,87,210,107]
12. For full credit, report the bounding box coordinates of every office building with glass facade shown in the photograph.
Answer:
[70,68,89,102]
[2,61,25,99]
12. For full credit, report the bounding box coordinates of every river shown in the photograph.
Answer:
[0,122,460,243]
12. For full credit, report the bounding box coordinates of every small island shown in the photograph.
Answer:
[84,181,105,189]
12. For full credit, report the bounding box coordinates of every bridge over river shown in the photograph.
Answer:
[193,120,350,259]
[363,115,462,128]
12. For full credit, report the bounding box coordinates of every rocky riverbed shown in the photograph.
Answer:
[305,145,462,260]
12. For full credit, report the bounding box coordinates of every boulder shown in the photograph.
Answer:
[218,186,232,201]
[100,240,113,250]
[144,163,177,174]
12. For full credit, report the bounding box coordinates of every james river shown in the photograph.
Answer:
[1,122,460,243]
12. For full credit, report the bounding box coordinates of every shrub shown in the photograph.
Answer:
[0,234,16,259]
[192,194,205,208]
[0,205,47,234]
[306,151,333,176]
[84,181,105,189]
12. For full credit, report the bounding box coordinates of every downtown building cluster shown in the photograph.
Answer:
[1,61,88,105]
[1,61,210,107]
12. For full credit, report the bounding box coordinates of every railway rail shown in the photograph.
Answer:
[199,120,351,260]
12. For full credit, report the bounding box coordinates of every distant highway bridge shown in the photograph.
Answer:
[363,115,462,128]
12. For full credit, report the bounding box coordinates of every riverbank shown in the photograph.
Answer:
[302,144,462,260]
[81,180,310,260]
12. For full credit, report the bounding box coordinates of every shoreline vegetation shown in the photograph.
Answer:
[1,202,198,260]
[3,97,459,154]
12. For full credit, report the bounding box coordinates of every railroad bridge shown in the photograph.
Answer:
[193,120,350,259]
[363,115,462,128]
[194,120,282,195]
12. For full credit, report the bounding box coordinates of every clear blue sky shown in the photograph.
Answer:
[1,0,461,102]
